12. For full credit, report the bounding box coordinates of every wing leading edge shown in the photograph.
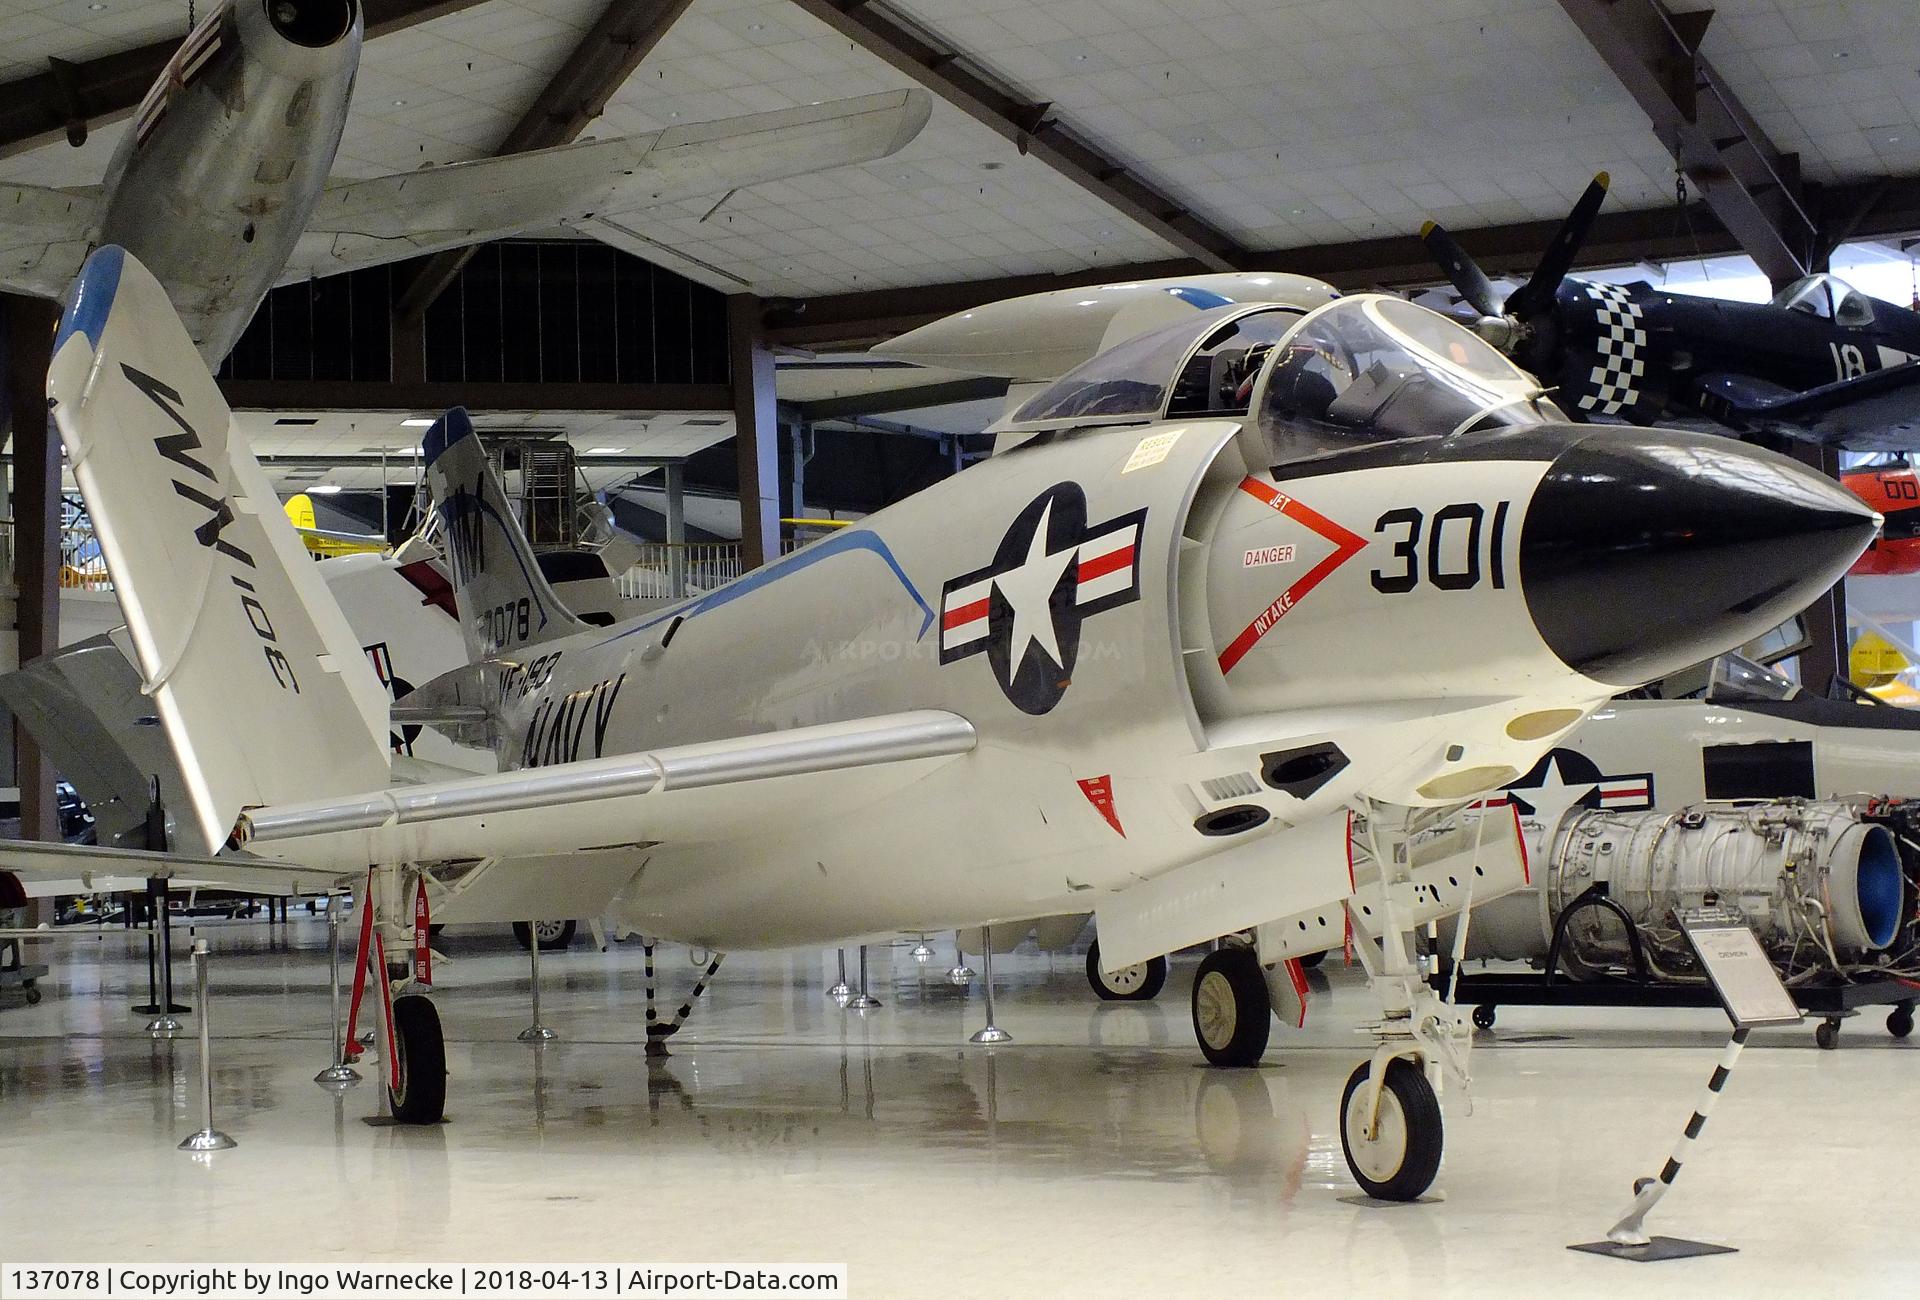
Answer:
[235,710,977,871]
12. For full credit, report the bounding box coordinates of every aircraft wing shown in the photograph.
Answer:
[1698,360,1920,451]
[234,710,977,873]
[0,182,102,299]
[283,90,931,283]
[0,837,346,894]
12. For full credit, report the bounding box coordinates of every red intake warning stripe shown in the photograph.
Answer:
[1217,478,1367,673]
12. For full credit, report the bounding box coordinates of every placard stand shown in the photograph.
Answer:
[1570,906,1801,1263]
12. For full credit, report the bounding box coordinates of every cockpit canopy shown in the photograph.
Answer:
[1773,273,1877,328]
[1003,295,1560,457]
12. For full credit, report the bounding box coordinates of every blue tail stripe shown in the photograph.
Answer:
[602,530,934,646]
[55,245,126,354]
[423,407,473,467]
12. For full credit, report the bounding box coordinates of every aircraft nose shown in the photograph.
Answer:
[1520,428,1879,685]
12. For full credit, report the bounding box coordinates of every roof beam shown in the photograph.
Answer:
[220,378,732,413]
[1554,0,1818,285]
[767,174,1920,349]
[785,0,1248,273]
[0,0,492,159]
[392,0,695,326]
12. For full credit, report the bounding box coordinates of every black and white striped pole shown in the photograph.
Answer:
[1573,908,1797,1263]
[1603,1026,1750,1251]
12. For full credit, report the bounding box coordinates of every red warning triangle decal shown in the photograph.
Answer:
[1077,774,1125,837]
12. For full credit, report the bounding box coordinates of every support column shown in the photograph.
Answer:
[663,461,687,599]
[1791,443,1846,693]
[789,422,807,525]
[727,294,779,571]
[4,294,60,844]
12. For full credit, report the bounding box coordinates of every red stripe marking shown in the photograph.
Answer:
[942,597,990,631]
[1511,802,1530,885]
[1217,478,1368,674]
[1077,544,1134,583]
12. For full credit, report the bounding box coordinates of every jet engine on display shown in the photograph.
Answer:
[6,244,1881,1205]
[1421,657,1920,1045]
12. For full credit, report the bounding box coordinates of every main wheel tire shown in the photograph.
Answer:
[512,919,576,952]
[1191,946,1271,1068]
[1889,1006,1914,1039]
[1299,949,1327,970]
[1340,1058,1443,1202]
[388,994,446,1125]
[1086,941,1168,1002]
[1816,1018,1840,1051]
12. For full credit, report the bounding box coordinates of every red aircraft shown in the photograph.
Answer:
[1848,462,1920,575]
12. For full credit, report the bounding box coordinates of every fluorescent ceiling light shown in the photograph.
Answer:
[586,447,623,454]
[401,418,435,428]
[308,484,343,494]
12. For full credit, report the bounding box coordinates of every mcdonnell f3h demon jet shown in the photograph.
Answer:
[20,244,1875,1202]
[0,0,930,358]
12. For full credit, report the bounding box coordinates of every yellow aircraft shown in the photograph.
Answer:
[284,493,387,560]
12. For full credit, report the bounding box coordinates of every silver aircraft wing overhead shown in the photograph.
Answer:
[0,182,103,299]
[233,710,977,873]
[284,90,932,283]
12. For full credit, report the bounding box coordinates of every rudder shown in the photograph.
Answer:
[46,246,389,853]
[422,407,589,661]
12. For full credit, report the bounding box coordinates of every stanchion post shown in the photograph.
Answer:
[518,923,557,1043]
[846,944,880,1010]
[178,940,235,1152]
[968,926,1011,1045]
[316,898,360,1086]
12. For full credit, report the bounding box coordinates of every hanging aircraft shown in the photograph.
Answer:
[1420,175,1920,450]
[0,0,931,359]
[11,245,1877,1202]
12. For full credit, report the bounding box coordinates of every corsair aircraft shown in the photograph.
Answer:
[15,245,1876,1202]
[0,0,930,358]
[1421,176,1920,450]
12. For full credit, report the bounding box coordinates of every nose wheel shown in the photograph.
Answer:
[1339,1057,1443,1201]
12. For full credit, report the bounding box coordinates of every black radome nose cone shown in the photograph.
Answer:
[1520,429,1879,685]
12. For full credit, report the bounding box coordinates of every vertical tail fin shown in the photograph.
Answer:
[46,246,389,853]
[422,408,589,661]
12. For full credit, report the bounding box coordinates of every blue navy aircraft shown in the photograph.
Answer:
[1423,175,1920,450]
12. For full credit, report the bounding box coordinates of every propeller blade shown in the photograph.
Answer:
[1420,220,1503,320]
[1506,171,1610,321]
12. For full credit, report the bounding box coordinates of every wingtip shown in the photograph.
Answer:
[890,88,934,155]
[1594,170,1611,190]
[1419,220,1438,239]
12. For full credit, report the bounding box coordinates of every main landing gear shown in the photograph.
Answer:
[1086,940,1168,1002]
[1186,807,1472,1203]
[389,994,446,1125]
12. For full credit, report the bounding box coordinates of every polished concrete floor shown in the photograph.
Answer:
[0,916,1909,1297]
